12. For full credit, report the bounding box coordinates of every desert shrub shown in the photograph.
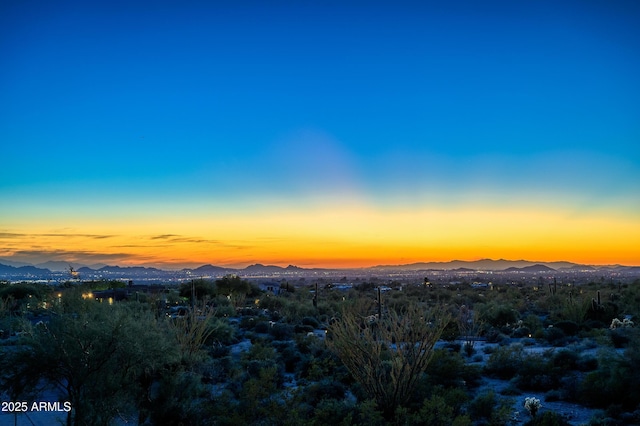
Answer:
[441,319,460,341]
[467,389,496,420]
[146,370,212,426]
[438,386,471,415]
[409,394,471,426]
[478,302,520,328]
[273,340,305,373]
[609,329,630,348]
[524,410,571,426]
[483,344,496,354]
[551,349,579,370]
[238,316,264,330]
[554,320,579,336]
[576,355,598,372]
[513,326,532,338]
[618,410,640,425]
[587,412,619,426]
[484,344,526,379]
[253,321,270,334]
[298,347,348,384]
[241,342,282,383]
[235,366,285,424]
[467,389,513,425]
[523,314,544,335]
[208,342,230,358]
[269,322,294,340]
[578,348,640,410]
[543,326,567,345]
[206,356,234,383]
[310,399,355,426]
[296,378,347,408]
[295,324,315,334]
[427,349,481,388]
[205,318,236,345]
[582,319,607,331]
[302,316,321,328]
[516,353,557,391]
[484,328,509,344]
[213,304,236,318]
[258,295,286,311]
[558,374,581,402]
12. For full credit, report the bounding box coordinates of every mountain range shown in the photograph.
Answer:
[1,258,638,279]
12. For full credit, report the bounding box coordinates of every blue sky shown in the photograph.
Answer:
[1,0,639,267]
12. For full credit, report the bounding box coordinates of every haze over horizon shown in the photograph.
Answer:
[2,1,639,269]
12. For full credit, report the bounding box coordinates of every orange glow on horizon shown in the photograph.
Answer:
[1,203,639,268]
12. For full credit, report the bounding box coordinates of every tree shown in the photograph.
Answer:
[0,282,51,312]
[327,302,450,419]
[0,297,178,426]
[215,274,251,296]
[178,278,216,301]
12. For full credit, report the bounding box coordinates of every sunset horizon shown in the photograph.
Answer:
[2,1,639,272]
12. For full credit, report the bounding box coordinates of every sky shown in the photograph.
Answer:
[1,0,639,269]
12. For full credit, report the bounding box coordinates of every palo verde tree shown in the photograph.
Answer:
[327,301,450,419]
[0,296,179,426]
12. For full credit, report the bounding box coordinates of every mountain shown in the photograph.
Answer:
[35,261,86,272]
[503,264,557,273]
[373,259,579,271]
[0,258,31,268]
[97,265,163,273]
[242,264,286,273]
[0,263,51,277]
[190,264,235,274]
[285,265,303,270]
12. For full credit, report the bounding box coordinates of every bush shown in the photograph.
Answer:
[554,321,579,336]
[544,326,567,346]
[302,316,321,328]
[609,329,630,348]
[576,355,598,372]
[551,349,579,370]
[410,394,471,426]
[516,353,556,391]
[427,349,479,389]
[294,324,314,334]
[485,328,509,344]
[578,348,640,410]
[484,344,525,380]
[269,323,294,340]
[273,341,305,373]
[467,390,513,425]
[524,410,571,426]
[311,399,355,426]
[478,303,520,328]
[297,379,347,407]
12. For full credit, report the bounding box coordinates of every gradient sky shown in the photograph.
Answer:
[1,0,639,269]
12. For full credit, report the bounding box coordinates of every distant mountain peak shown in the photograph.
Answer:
[285,265,302,270]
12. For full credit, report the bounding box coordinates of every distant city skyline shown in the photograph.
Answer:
[1,1,639,269]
